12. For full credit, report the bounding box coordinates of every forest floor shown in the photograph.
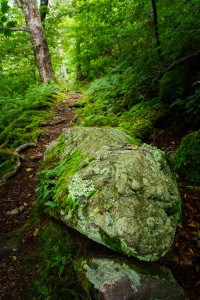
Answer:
[0,92,199,300]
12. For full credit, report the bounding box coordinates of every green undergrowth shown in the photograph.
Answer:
[37,146,83,218]
[24,220,88,300]
[172,131,200,184]
[0,82,61,179]
[0,148,15,178]
[77,94,167,140]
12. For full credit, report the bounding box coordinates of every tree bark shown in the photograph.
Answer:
[76,37,83,81]
[151,0,163,62]
[19,0,55,83]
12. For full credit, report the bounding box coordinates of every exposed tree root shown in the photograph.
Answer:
[0,143,37,184]
[41,118,68,126]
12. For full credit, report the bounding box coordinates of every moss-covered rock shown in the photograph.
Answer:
[38,127,182,261]
[74,257,185,300]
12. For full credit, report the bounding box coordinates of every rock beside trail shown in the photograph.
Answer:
[40,127,182,261]
[75,258,185,300]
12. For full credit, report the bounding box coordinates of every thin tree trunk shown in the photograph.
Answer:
[76,37,83,82]
[57,38,67,78]
[19,0,55,83]
[151,0,163,62]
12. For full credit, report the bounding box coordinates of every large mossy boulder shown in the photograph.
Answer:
[74,258,185,300]
[38,127,182,261]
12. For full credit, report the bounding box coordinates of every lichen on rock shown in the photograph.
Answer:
[38,127,182,261]
[74,257,185,300]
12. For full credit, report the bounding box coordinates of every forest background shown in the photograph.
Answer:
[0,0,199,183]
[0,0,200,299]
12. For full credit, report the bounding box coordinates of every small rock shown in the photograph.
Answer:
[75,258,185,300]
[0,243,20,259]
[6,205,24,215]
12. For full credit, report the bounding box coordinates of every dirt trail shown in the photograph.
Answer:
[0,92,199,300]
[0,92,81,299]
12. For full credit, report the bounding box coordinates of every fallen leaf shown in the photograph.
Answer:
[12,256,17,261]
[26,168,33,172]
[188,221,198,228]
[33,228,39,237]
[125,145,138,150]
[188,248,194,254]
[185,203,197,213]
[29,174,33,178]
[24,202,29,207]
[27,193,32,197]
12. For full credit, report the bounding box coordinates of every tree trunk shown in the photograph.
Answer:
[19,0,55,83]
[151,0,163,62]
[76,37,83,82]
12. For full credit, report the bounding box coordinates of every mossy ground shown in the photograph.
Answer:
[24,220,88,300]
[77,94,167,140]
[0,82,60,179]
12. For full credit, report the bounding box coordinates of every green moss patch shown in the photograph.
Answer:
[77,96,167,140]
[0,82,60,180]
[37,148,83,218]
[24,221,87,300]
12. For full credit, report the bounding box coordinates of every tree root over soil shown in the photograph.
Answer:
[0,143,37,184]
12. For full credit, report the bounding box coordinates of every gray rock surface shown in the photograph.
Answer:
[75,258,185,300]
[41,127,182,261]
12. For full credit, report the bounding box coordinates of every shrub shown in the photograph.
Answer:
[159,67,189,104]
[172,131,200,184]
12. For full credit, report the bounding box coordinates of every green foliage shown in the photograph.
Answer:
[0,0,17,36]
[0,82,60,179]
[171,86,200,127]
[0,148,15,178]
[172,131,200,184]
[78,96,166,140]
[26,221,87,300]
[159,67,189,104]
[37,148,83,214]
[59,0,200,132]
[0,83,59,148]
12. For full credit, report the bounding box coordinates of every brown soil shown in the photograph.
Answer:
[0,95,199,300]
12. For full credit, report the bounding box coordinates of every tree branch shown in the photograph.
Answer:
[153,49,200,81]
[0,26,29,32]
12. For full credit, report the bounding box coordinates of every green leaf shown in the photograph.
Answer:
[44,201,58,208]
[4,28,11,36]
[1,16,7,23]
[1,0,9,14]
[7,21,17,28]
